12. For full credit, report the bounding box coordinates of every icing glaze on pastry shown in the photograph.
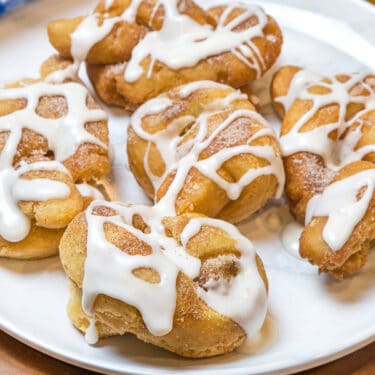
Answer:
[0,81,107,242]
[128,80,285,223]
[305,168,375,251]
[79,81,276,344]
[81,200,267,343]
[50,0,273,83]
[276,70,375,169]
[281,222,304,260]
[76,183,105,200]
[272,66,375,277]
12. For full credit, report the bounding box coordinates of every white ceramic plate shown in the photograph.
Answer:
[0,0,374,374]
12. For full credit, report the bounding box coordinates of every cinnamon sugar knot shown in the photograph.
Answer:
[128,80,285,223]
[0,56,110,259]
[271,65,375,278]
[59,201,268,357]
[47,0,283,111]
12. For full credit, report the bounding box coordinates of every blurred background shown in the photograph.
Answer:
[1,0,375,14]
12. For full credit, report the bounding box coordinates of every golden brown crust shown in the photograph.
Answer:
[18,170,83,229]
[282,152,334,223]
[271,66,375,277]
[300,162,375,278]
[41,55,111,182]
[48,0,283,111]
[271,66,375,220]
[0,56,110,259]
[127,83,282,223]
[271,65,301,118]
[48,0,214,66]
[59,209,268,357]
[0,225,65,260]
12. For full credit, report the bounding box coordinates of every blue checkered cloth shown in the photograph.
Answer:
[0,0,32,14]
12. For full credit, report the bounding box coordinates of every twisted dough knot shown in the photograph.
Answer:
[60,81,280,355]
[128,80,285,223]
[0,56,110,259]
[48,0,283,110]
[272,65,375,278]
[60,200,268,358]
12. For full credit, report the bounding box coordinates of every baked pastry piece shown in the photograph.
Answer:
[47,0,283,111]
[127,80,285,223]
[0,56,110,259]
[301,161,375,278]
[60,200,268,358]
[271,66,375,277]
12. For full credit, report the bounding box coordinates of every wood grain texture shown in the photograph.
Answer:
[0,330,374,374]
[0,331,92,375]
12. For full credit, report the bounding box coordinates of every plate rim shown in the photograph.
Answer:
[0,316,374,375]
[0,0,374,374]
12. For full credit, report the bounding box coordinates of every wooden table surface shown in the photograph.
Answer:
[0,329,373,375]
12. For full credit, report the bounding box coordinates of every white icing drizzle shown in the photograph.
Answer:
[276,69,375,255]
[277,69,375,169]
[76,183,105,200]
[82,199,267,344]
[0,81,107,242]
[47,8,119,82]
[82,202,180,338]
[71,15,119,63]
[0,160,71,242]
[104,0,115,10]
[122,0,268,82]
[281,222,304,260]
[85,318,99,345]
[81,81,274,344]
[0,82,106,160]
[179,80,238,98]
[276,70,321,113]
[131,81,285,200]
[149,0,162,27]
[13,179,70,202]
[63,0,271,83]
[181,217,267,337]
[305,169,375,251]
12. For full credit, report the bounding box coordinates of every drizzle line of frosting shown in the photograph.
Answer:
[131,80,285,201]
[0,81,107,242]
[305,168,375,251]
[277,69,375,169]
[82,81,272,343]
[276,69,375,254]
[58,0,271,83]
